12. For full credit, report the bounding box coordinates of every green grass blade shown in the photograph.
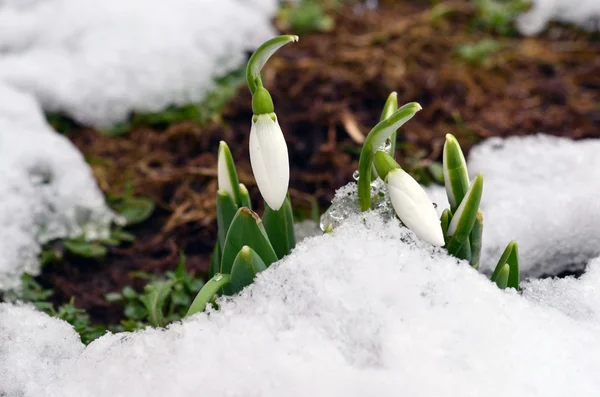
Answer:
[446,174,483,256]
[220,208,278,275]
[186,273,232,316]
[217,190,239,248]
[357,102,422,210]
[229,246,268,295]
[139,279,178,327]
[263,195,296,259]
[443,134,470,211]
[246,35,299,94]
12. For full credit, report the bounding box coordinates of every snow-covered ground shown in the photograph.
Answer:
[0,0,278,290]
[3,213,600,396]
[518,0,600,35]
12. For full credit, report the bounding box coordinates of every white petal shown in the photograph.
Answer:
[387,169,445,247]
[217,143,235,198]
[249,114,289,210]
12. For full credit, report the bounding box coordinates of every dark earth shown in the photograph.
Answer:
[38,0,600,325]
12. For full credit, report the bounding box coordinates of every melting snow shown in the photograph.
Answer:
[517,0,600,35]
[2,213,600,396]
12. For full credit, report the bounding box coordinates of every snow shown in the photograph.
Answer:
[0,0,279,290]
[2,213,600,396]
[426,134,600,278]
[517,0,600,35]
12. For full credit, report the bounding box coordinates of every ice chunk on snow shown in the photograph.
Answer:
[0,84,116,290]
[517,0,600,35]
[0,0,278,127]
[426,134,600,278]
[3,213,600,396]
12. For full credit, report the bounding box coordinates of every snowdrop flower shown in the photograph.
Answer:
[373,151,444,247]
[248,84,289,211]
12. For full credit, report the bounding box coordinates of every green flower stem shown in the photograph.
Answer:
[246,35,299,95]
[380,92,398,156]
[358,102,422,211]
[187,273,232,316]
[373,150,400,181]
[443,134,470,212]
[469,211,483,269]
[446,174,484,256]
[491,241,520,290]
[263,195,296,259]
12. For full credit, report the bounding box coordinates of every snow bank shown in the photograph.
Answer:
[517,0,600,35]
[2,213,600,396]
[426,135,600,278]
[0,0,279,290]
[0,0,278,127]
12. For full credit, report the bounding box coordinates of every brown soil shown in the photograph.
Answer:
[40,0,600,324]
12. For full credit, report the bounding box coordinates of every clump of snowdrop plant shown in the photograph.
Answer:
[188,34,520,316]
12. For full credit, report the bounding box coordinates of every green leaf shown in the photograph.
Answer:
[456,236,472,263]
[217,190,239,248]
[209,241,221,279]
[111,229,136,243]
[440,209,452,246]
[63,239,108,259]
[263,195,296,259]
[220,208,278,275]
[229,246,268,295]
[493,263,510,289]
[446,174,484,256]
[469,211,484,269]
[491,241,520,290]
[186,273,232,316]
[380,92,398,156]
[218,141,242,206]
[113,197,155,226]
[443,133,470,211]
[104,292,123,302]
[139,279,178,327]
[239,183,252,210]
[357,102,422,211]
[427,161,445,185]
[246,35,299,95]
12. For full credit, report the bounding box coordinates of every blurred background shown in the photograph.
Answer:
[1,0,597,339]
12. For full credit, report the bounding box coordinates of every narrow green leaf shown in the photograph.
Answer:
[263,195,296,259]
[446,174,484,256]
[220,208,278,275]
[358,102,422,211]
[469,211,484,269]
[186,273,232,316]
[443,134,470,212]
[246,35,299,94]
[111,229,136,243]
[228,246,268,295]
[64,239,107,259]
[493,263,510,289]
[217,189,239,248]
[440,209,452,246]
[113,197,155,226]
[491,241,520,290]
[139,279,178,327]
[239,183,252,210]
[209,242,221,279]
[456,236,472,263]
[380,92,398,156]
[218,141,242,206]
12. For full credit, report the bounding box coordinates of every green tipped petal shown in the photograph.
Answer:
[443,134,470,211]
[263,195,296,259]
[446,174,484,256]
[358,102,422,211]
[186,273,232,316]
[469,211,484,269]
[228,246,268,295]
[493,264,510,289]
[239,183,252,210]
[221,207,278,275]
[252,84,275,115]
[216,190,239,248]
[491,241,520,290]
[246,35,299,95]
[380,92,398,156]
[218,141,242,206]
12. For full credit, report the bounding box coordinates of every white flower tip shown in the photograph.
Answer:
[249,114,289,211]
[217,144,235,198]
